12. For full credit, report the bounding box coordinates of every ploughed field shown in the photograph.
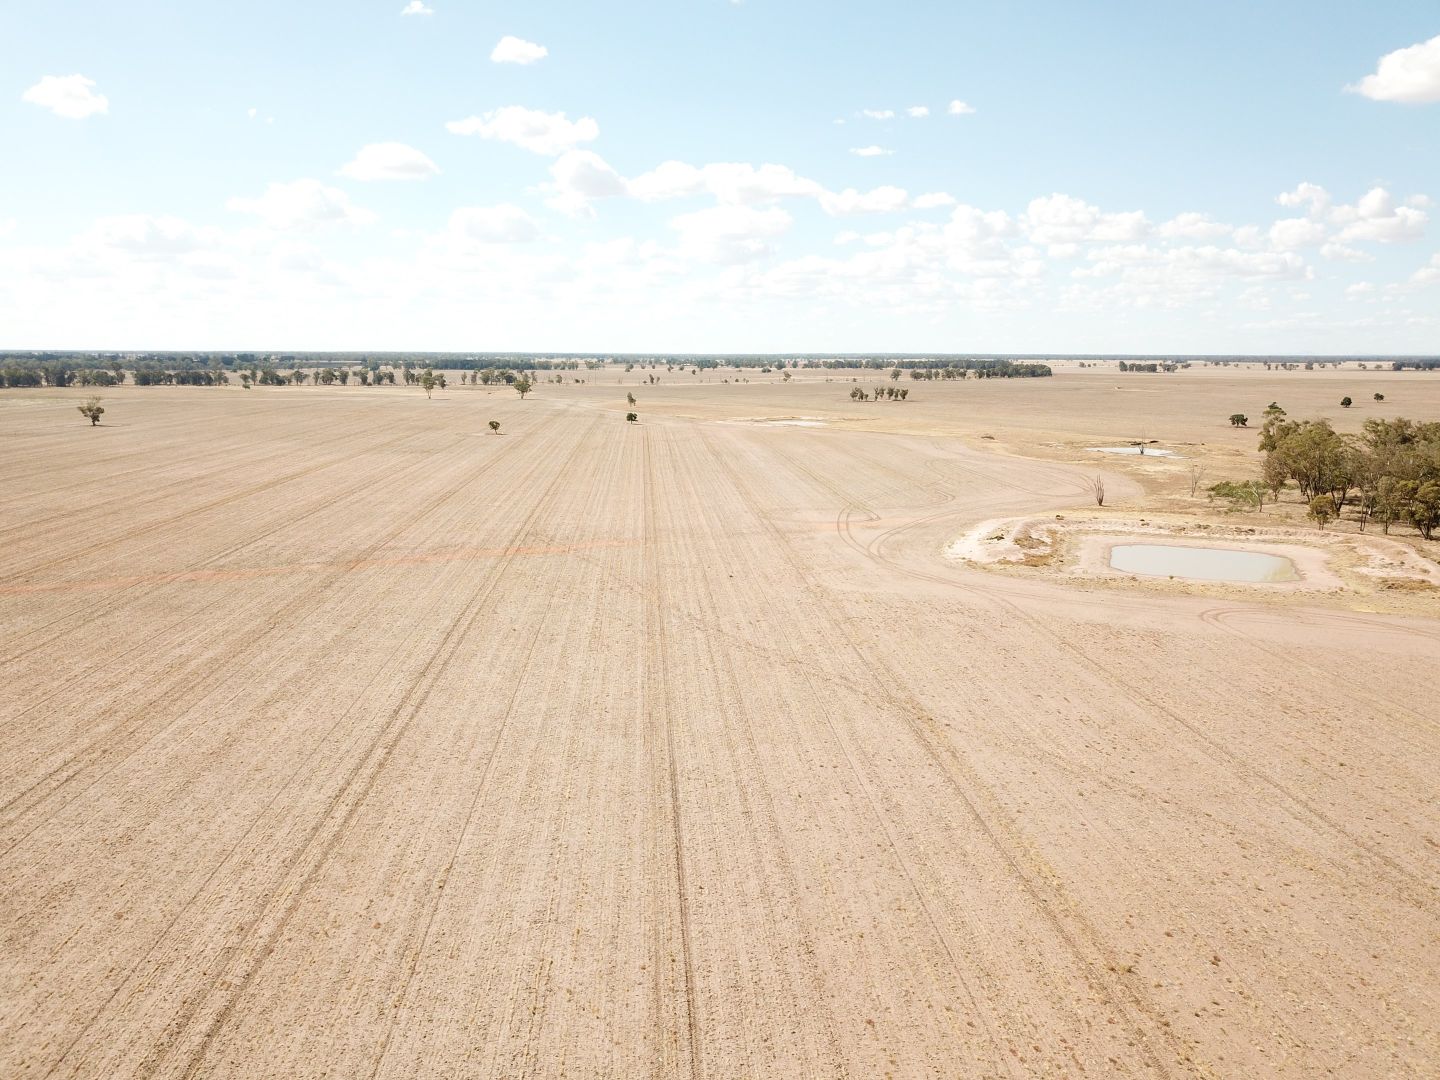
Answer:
[2,379,1438,1078]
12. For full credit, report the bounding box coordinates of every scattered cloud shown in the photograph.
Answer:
[859,109,895,120]
[1023,193,1149,245]
[818,186,909,216]
[546,150,628,216]
[22,74,109,119]
[850,146,893,157]
[1267,217,1326,250]
[446,106,598,155]
[912,192,956,209]
[670,205,792,264]
[339,142,439,181]
[1276,181,1332,216]
[447,205,540,244]
[226,179,376,231]
[947,100,976,115]
[1346,34,1440,103]
[906,106,930,118]
[1412,253,1440,284]
[491,35,548,65]
[1156,212,1232,240]
[401,0,434,14]
[1331,186,1429,243]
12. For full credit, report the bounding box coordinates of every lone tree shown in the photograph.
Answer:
[1374,392,1385,402]
[513,375,533,399]
[420,369,437,399]
[1340,396,1353,409]
[77,396,105,426]
[626,393,636,406]
[488,420,501,435]
[626,412,638,423]
[1229,413,1248,427]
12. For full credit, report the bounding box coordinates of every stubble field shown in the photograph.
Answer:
[2,367,1438,1078]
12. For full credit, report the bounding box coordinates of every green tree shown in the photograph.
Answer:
[1229,413,1248,427]
[1308,495,1335,529]
[513,375,533,399]
[1374,392,1384,402]
[626,392,636,406]
[626,412,638,423]
[1341,396,1353,409]
[420,369,437,398]
[488,420,501,435]
[77,396,105,426]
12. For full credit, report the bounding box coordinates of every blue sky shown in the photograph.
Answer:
[2,1,1438,352]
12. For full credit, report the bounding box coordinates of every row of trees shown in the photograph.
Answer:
[850,386,910,401]
[1214,412,1440,538]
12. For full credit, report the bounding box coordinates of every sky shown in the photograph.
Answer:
[2,1,1438,353]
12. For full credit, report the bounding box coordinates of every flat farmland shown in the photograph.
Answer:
[2,376,1438,1078]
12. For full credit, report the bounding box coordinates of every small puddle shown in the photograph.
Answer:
[1109,544,1298,583]
[1089,446,1178,457]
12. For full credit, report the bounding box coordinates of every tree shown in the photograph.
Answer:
[488,420,501,435]
[1374,392,1385,402]
[1341,396,1353,409]
[1088,475,1105,506]
[1308,495,1335,529]
[420,369,437,399]
[1187,463,1208,497]
[77,397,105,426]
[626,393,636,406]
[513,376,533,399]
[626,412,638,423]
[1229,413,1248,427]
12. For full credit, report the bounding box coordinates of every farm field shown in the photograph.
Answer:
[2,370,1439,1078]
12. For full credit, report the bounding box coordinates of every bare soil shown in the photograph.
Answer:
[2,367,1438,1078]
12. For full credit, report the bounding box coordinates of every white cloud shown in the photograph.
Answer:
[906,106,930,118]
[22,74,109,119]
[546,150,628,216]
[818,186,909,216]
[226,179,376,231]
[1320,241,1373,262]
[1412,253,1440,284]
[1267,217,1326,250]
[247,107,257,120]
[339,142,439,181]
[912,192,956,209]
[491,35,548,65]
[1345,282,1375,297]
[82,214,223,255]
[631,162,823,205]
[446,106,597,155]
[447,205,540,244]
[947,100,976,115]
[1276,182,1332,217]
[401,1,434,14]
[859,109,895,120]
[1346,34,1440,103]
[1023,193,1149,245]
[1156,212,1232,240]
[670,205,792,264]
[1331,187,1429,243]
[850,145,893,157]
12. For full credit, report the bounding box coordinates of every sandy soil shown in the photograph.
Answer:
[1,370,1438,1078]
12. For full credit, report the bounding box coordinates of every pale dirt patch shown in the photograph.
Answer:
[949,512,1438,602]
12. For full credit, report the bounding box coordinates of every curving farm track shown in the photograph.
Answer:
[1,385,1437,1078]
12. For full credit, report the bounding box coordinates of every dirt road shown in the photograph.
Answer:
[2,383,1436,1077]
